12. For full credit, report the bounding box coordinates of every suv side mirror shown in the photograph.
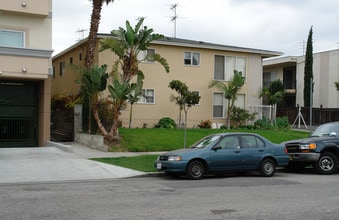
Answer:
[329,132,336,137]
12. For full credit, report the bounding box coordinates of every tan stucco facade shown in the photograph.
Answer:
[0,0,53,147]
[52,35,281,129]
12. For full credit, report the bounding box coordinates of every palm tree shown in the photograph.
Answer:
[99,18,169,143]
[85,0,115,69]
[208,70,245,129]
[75,64,108,134]
[106,72,140,142]
[259,79,284,106]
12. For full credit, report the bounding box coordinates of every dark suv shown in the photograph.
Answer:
[283,122,339,174]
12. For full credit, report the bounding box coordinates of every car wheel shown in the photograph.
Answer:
[259,158,276,177]
[186,160,205,180]
[314,152,338,175]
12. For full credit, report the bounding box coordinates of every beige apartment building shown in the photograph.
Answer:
[52,34,282,129]
[0,0,53,147]
[263,49,339,109]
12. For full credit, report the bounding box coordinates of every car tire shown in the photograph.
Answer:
[186,160,205,180]
[259,158,276,177]
[314,152,338,175]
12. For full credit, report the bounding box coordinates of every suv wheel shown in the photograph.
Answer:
[314,152,338,175]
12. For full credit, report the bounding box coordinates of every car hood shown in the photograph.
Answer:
[159,147,203,156]
[281,136,335,145]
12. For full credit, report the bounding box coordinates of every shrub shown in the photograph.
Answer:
[254,117,272,130]
[198,120,212,128]
[231,107,257,128]
[155,117,177,129]
[275,116,290,129]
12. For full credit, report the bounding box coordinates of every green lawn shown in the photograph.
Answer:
[91,128,309,172]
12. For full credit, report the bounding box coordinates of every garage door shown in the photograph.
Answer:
[0,81,38,147]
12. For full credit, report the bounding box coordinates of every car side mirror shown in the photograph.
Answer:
[213,146,222,151]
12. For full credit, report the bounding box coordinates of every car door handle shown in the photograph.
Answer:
[258,149,264,152]
[234,150,241,153]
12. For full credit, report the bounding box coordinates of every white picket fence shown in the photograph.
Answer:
[246,104,277,125]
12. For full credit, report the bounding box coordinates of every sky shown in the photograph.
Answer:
[52,0,339,57]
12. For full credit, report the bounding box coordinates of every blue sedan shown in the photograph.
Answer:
[154,133,289,179]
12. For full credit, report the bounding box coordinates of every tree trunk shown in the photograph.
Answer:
[105,111,120,143]
[227,99,231,129]
[129,104,133,128]
[92,101,108,136]
[85,0,103,69]
[184,109,188,148]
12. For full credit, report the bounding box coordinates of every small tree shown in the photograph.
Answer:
[169,80,188,128]
[304,26,313,107]
[208,70,245,129]
[169,80,200,147]
[335,82,339,91]
[259,79,284,106]
[127,72,144,128]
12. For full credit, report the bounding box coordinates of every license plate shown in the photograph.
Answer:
[289,155,293,160]
[157,163,162,169]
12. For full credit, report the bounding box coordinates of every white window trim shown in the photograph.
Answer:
[184,52,200,66]
[214,55,247,81]
[0,29,26,48]
[138,48,156,63]
[137,89,155,104]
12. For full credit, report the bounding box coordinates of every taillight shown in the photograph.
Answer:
[284,147,288,154]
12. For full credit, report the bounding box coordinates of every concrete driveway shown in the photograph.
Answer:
[0,146,146,184]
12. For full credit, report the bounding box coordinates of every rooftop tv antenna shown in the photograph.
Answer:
[76,29,87,41]
[136,16,147,29]
[170,3,179,38]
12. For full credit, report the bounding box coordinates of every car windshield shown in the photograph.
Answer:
[311,124,339,137]
[190,135,221,149]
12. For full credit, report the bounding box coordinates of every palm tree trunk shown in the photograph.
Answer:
[92,101,108,136]
[85,0,103,69]
[227,100,231,129]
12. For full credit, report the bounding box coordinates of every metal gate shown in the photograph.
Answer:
[0,80,38,147]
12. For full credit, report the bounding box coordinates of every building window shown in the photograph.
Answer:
[52,66,55,79]
[69,57,73,64]
[213,93,224,118]
[138,89,154,104]
[59,61,65,77]
[78,53,82,62]
[184,52,200,66]
[214,55,246,81]
[263,72,277,87]
[191,91,200,105]
[138,49,155,62]
[213,93,245,117]
[0,29,25,47]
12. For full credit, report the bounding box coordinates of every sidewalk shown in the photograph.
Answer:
[0,143,163,185]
